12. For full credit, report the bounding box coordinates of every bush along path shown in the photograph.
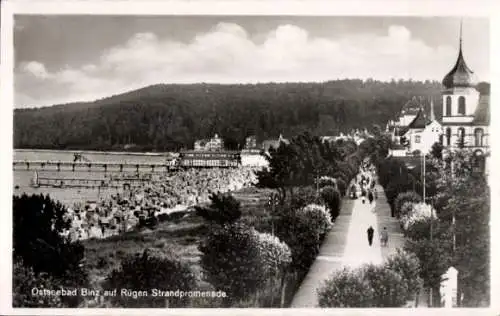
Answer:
[372,178,429,307]
[291,170,386,307]
[289,188,355,307]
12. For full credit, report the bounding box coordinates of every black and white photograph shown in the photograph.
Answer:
[1,1,496,311]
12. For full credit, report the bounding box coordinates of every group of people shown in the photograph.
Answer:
[366,225,389,247]
[355,161,389,248]
[349,167,377,204]
[62,167,259,241]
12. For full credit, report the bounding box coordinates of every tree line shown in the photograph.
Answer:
[15,79,489,152]
[373,140,489,307]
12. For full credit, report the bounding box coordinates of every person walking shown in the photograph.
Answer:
[380,227,389,247]
[367,226,374,246]
[368,190,374,204]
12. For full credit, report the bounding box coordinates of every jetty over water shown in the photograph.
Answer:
[33,176,145,189]
[13,160,176,173]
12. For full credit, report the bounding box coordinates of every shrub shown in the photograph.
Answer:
[317,267,374,307]
[13,259,63,307]
[195,192,242,225]
[320,186,342,219]
[253,231,292,275]
[362,264,409,307]
[385,249,423,300]
[103,248,196,307]
[290,186,318,210]
[301,204,333,237]
[253,231,292,306]
[403,217,437,241]
[399,201,414,219]
[276,209,324,272]
[336,178,347,197]
[394,191,422,218]
[13,194,88,307]
[332,171,350,187]
[401,203,437,232]
[199,223,265,304]
[319,176,337,189]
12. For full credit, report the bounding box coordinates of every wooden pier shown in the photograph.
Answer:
[13,160,176,173]
[32,175,150,189]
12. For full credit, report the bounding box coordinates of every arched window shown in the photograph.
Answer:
[458,96,466,115]
[474,128,484,147]
[446,127,451,146]
[446,96,452,116]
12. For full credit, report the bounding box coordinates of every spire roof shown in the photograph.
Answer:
[442,21,475,89]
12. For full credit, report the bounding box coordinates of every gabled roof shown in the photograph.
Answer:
[261,135,289,151]
[472,95,490,125]
[408,108,430,129]
[400,96,423,116]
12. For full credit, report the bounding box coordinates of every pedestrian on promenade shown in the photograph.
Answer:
[367,226,374,246]
[380,227,389,247]
[374,189,378,200]
[368,191,374,204]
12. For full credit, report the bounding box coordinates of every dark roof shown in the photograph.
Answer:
[395,126,409,136]
[472,95,490,125]
[442,42,475,89]
[261,137,289,151]
[408,108,430,129]
[400,97,423,116]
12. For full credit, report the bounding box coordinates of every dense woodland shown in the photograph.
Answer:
[14,80,490,152]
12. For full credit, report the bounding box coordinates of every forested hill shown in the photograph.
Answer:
[14,80,491,152]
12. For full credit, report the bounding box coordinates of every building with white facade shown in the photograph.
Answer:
[403,99,443,154]
[388,27,489,166]
[440,37,489,155]
[194,133,224,151]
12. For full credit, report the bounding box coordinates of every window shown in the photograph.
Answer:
[457,127,466,147]
[446,96,452,116]
[474,128,484,147]
[458,96,466,115]
[415,135,421,143]
[446,128,451,146]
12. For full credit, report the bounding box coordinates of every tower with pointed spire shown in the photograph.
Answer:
[440,20,488,155]
[387,21,489,166]
[441,20,480,125]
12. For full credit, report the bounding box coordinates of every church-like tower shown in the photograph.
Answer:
[441,23,480,126]
[440,22,488,150]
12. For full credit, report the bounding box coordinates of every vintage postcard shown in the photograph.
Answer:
[1,0,498,314]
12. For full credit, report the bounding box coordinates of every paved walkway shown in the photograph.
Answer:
[291,176,408,307]
[290,197,355,307]
[372,183,405,260]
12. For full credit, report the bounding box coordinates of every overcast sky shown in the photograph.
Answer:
[14,15,490,108]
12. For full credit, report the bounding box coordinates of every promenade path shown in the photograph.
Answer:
[372,181,429,307]
[291,175,409,307]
